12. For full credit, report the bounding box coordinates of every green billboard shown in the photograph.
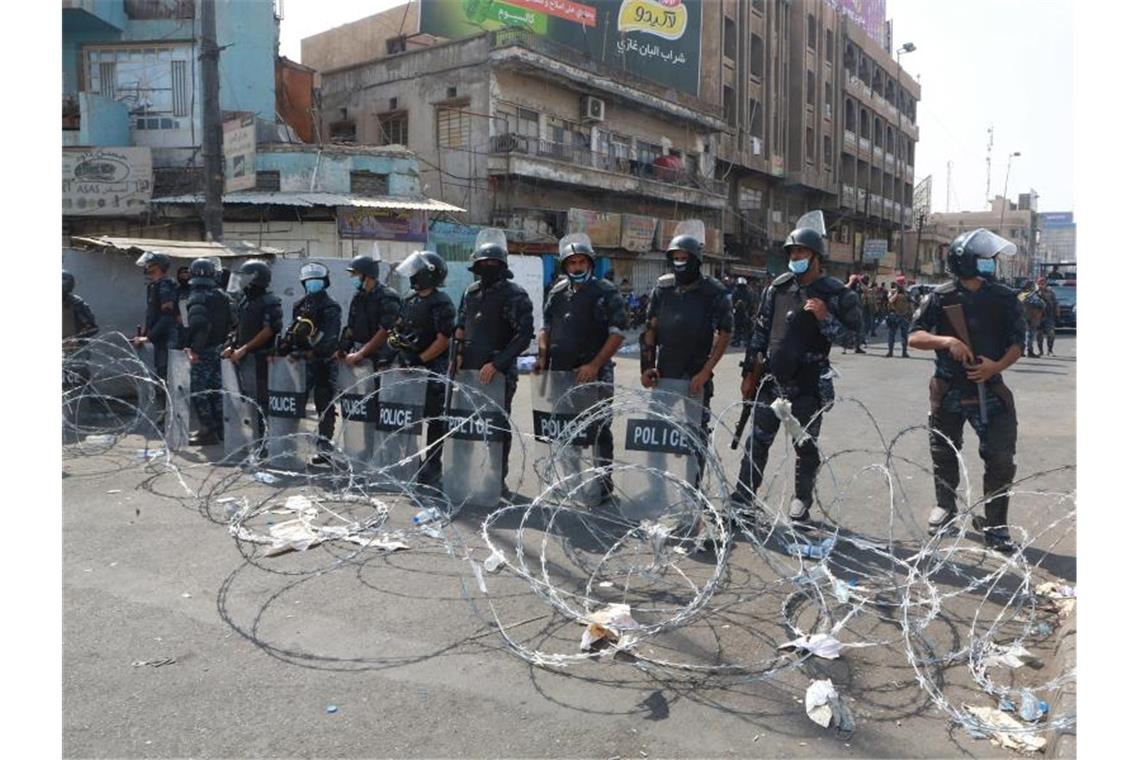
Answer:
[420,0,703,95]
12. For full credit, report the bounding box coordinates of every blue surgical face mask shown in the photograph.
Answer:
[976,258,996,276]
[568,271,590,285]
[788,258,811,275]
[351,276,363,290]
[304,279,325,295]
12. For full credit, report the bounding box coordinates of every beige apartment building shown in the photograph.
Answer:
[303,0,919,284]
[931,195,1038,281]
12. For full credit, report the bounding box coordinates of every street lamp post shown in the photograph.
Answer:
[895,43,916,277]
[998,150,1021,275]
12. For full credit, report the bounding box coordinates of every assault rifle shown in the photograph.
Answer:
[942,304,987,426]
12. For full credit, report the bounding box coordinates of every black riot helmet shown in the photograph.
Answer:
[558,233,595,271]
[470,241,509,267]
[235,259,272,289]
[135,251,171,273]
[947,228,1016,279]
[783,227,827,260]
[63,270,75,296]
[346,254,380,281]
[396,250,448,289]
[188,257,218,287]
[666,234,703,264]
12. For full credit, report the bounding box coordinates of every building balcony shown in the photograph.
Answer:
[841,184,856,209]
[843,130,857,152]
[904,208,914,226]
[487,133,727,209]
[870,195,884,218]
[858,136,871,154]
[62,0,126,32]
[857,188,867,210]
[906,165,914,182]
[872,145,883,161]
[845,72,871,100]
[884,153,895,172]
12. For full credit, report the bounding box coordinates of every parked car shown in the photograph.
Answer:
[1051,282,1076,329]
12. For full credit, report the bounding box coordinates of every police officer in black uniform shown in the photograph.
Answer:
[62,270,98,346]
[733,218,863,524]
[183,258,235,446]
[340,254,402,370]
[390,250,456,488]
[455,230,535,492]
[535,233,628,495]
[223,259,283,445]
[909,229,1025,553]
[281,262,343,463]
[640,222,734,473]
[130,252,180,390]
[731,277,755,347]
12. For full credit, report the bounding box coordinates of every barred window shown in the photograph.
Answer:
[377,112,408,146]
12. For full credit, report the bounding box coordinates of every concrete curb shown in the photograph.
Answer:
[1047,608,1077,758]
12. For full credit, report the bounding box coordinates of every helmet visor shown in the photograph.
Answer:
[474,228,508,252]
[673,219,706,246]
[396,250,434,279]
[793,210,827,238]
[960,229,1016,259]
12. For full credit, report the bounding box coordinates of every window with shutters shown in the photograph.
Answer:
[750,34,764,79]
[436,107,470,149]
[84,44,193,128]
[377,112,408,146]
[518,108,539,139]
[724,18,736,61]
[350,171,390,195]
[255,171,280,192]
[329,120,356,142]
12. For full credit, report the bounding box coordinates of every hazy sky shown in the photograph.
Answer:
[278,0,1075,215]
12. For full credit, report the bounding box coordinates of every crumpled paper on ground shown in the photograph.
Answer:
[228,494,403,556]
[963,705,1047,753]
[1034,581,1076,617]
[979,642,1039,669]
[580,604,639,651]
[805,679,855,732]
[779,633,844,660]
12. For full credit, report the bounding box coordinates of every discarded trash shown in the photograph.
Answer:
[180,592,192,598]
[412,507,443,526]
[805,679,855,732]
[580,604,639,651]
[598,580,614,588]
[785,536,836,560]
[1032,621,1054,636]
[999,697,1015,713]
[484,548,507,573]
[779,633,844,660]
[980,643,1038,669]
[132,658,176,668]
[250,471,278,484]
[516,356,537,373]
[963,705,1047,753]
[135,448,165,460]
[325,704,338,714]
[1035,581,1076,617]
[1017,689,1046,722]
[106,489,122,494]
[83,434,116,446]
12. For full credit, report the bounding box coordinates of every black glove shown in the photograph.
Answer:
[400,348,423,367]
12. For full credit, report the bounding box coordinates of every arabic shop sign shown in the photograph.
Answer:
[420,0,703,96]
[62,147,152,216]
[337,207,428,242]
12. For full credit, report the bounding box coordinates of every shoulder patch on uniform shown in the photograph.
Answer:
[657,273,676,288]
[550,277,570,294]
[772,272,795,287]
[934,281,956,294]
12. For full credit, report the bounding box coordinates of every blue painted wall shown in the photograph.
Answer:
[255,150,422,195]
[217,0,277,121]
[78,93,130,146]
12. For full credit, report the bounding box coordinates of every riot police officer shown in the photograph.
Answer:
[731,277,755,347]
[640,221,734,472]
[62,270,98,346]
[535,233,628,495]
[130,252,180,388]
[733,216,862,524]
[909,229,1025,553]
[281,262,342,463]
[183,258,235,446]
[455,229,535,491]
[340,254,402,369]
[223,259,283,444]
[391,250,456,487]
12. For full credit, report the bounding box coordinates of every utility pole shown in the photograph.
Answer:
[201,0,225,242]
[984,125,993,206]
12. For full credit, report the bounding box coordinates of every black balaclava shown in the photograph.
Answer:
[671,255,701,286]
[474,260,507,285]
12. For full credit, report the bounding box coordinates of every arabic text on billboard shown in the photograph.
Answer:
[620,213,657,252]
[825,0,887,48]
[863,238,888,260]
[63,147,153,216]
[419,0,703,96]
[567,207,622,248]
[337,208,428,242]
[223,114,257,193]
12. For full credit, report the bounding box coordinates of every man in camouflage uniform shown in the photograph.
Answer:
[885,275,912,358]
[1034,276,1060,356]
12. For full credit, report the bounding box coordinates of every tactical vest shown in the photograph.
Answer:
[401,290,449,353]
[62,300,77,340]
[934,282,1012,387]
[347,285,399,345]
[766,273,806,360]
[236,291,280,347]
[145,276,178,337]
[546,278,610,371]
[187,287,231,348]
[655,275,723,379]
[461,280,511,369]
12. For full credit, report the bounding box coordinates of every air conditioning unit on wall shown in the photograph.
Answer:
[751,137,762,155]
[580,95,605,122]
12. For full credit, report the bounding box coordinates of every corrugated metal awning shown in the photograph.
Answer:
[150,191,466,213]
[70,236,284,259]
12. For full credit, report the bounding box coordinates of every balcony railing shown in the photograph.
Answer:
[843,130,857,152]
[858,136,871,153]
[841,184,856,209]
[872,145,883,160]
[489,133,727,196]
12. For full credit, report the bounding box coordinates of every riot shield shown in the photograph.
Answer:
[221,357,261,461]
[372,368,428,484]
[613,378,703,523]
[164,349,192,451]
[530,371,604,506]
[442,369,507,508]
[266,357,308,471]
[132,340,161,436]
[335,362,378,469]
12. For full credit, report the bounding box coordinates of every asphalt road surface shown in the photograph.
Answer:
[63,330,1076,758]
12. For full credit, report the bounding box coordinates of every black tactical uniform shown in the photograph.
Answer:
[185,259,236,444]
[456,274,534,486]
[62,272,98,342]
[344,282,402,367]
[731,281,755,347]
[543,272,628,467]
[734,270,862,513]
[144,274,180,383]
[911,279,1025,543]
[229,272,284,437]
[286,288,342,448]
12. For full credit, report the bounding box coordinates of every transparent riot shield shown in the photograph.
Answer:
[530,371,604,506]
[613,378,703,523]
[442,370,507,508]
[335,362,378,469]
[132,340,161,436]
[164,348,192,451]
[266,357,308,471]
[373,368,427,484]
[221,357,261,461]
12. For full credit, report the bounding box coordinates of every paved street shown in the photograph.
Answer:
[63,331,1076,758]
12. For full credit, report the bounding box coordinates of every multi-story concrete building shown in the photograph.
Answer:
[930,194,1038,281]
[1037,211,1076,266]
